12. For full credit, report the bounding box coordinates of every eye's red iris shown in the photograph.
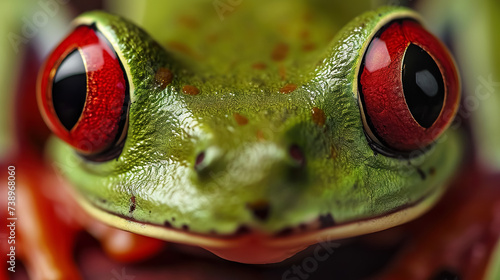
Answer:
[38,25,128,155]
[359,20,460,153]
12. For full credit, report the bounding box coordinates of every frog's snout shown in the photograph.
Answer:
[193,143,306,175]
[189,141,309,225]
[192,142,307,184]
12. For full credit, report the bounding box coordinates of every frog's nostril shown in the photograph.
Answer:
[289,144,305,167]
[194,151,205,170]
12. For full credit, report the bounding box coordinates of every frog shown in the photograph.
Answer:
[38,0,463,267]
[2,0,500,279]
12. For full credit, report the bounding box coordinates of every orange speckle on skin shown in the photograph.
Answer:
[302,42,316,52]
[206,33,220,43]
[280,84,297,94]
[182,85,200,95]
[252,62,267,70]
[256,130,266,141]
[271,42,289,62]
[233,113,249,126]
[311,107,326,126]
[330,145,338,159]
[155,68,173,89]
[303,11,313,22]
[167,41,201,59]
[177,15,199,29]
[300,29,310,40]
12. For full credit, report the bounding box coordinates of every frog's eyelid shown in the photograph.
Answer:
[73,14,136,100]
[353,9,422,100]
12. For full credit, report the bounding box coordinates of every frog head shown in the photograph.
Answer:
[38,6,461,263]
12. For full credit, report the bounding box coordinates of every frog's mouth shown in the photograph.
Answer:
[72,184,445,264]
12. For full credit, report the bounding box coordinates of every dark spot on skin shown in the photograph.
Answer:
[155,67,173,89]
[164,221,172,228]
[182,224,189,231]
[431,268,461,280]
[430,167,436,176]
[210,229,217,235]
[299,224,308,231]
[417,168,427,180]
[289,145,305,167]
[246,200,271,221]
[251,62,267,70]
[280,83,297,94]
[233,112,249,126]
[172,217,176,222]
[275,227,294,237]
[352,182,358,190]
[319,213,335,229]
[235,225,251,235]
[311,107,326,126]
[99,198,107,204]
[182,85,200,95]
[271,42,289,61]
[129,196,136,213]
[149,210,151,214]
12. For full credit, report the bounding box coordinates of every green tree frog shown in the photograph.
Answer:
[37,3,462,263]
[2,0,500,279]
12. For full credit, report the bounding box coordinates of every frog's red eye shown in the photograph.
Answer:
[358,20,460,154]
[38,25,129,158]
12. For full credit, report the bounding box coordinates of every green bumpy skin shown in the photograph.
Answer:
[48,6,462,242]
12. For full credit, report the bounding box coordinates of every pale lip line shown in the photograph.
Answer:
[69,180,447,251]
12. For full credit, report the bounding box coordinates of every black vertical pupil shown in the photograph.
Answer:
[402,44,445,128]
[52,49,87,131]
